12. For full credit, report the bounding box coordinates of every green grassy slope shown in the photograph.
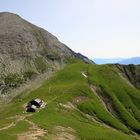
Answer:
[87,64,140,134]
[0,61,140,140]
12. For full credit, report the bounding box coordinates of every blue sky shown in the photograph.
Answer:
[0,0,140,58]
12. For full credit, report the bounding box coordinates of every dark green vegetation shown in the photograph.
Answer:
[34,56,47,73]
[4,74,23,86]
[0,60,140,140]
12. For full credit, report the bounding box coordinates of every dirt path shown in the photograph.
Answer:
[59,102,75,110]
[50,126,77,140]
[0,122,16,131]
[17,119,47,140]
[0,113,47,140]
[0,114,31,131]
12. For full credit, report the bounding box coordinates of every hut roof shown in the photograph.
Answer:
[34,98,42,103]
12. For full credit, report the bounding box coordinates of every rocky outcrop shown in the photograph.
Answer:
[75,53,95,64]
[0,12,92,94]
[0,12,73,74]
[116,64,140,89]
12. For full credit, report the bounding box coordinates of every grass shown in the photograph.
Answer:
[78,99,129,133]
[0,121,30,140]
[87,64,140,133]
[0,61,140,140]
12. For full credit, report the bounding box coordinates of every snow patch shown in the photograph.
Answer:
[81,72,87,78]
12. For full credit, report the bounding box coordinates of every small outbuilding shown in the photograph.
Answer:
[26,98,46,112]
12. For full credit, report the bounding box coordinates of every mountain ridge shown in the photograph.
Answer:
[0,12,92,95]
[1,61,140,140]
[1,12,140,140]
[118,57,140,65]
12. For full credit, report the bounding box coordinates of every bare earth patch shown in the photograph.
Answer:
[51,126,77,140]
[59,102,75,110]
[0,114,47,140]
[0,114,31,131]
[17,119,47,140]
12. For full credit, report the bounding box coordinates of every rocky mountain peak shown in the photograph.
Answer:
[0,12,92,94]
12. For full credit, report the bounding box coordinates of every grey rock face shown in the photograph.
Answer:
[0,13,65,93]
[0,12,75,93]
[0,12,72,55]
[0,12,93,95]
[0,12,75,77]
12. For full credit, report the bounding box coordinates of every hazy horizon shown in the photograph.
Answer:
[0,0,140,58]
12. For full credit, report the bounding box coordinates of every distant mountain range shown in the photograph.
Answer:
[93,57,140,65]
[93,58,123,64]
[118,57,140,65]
